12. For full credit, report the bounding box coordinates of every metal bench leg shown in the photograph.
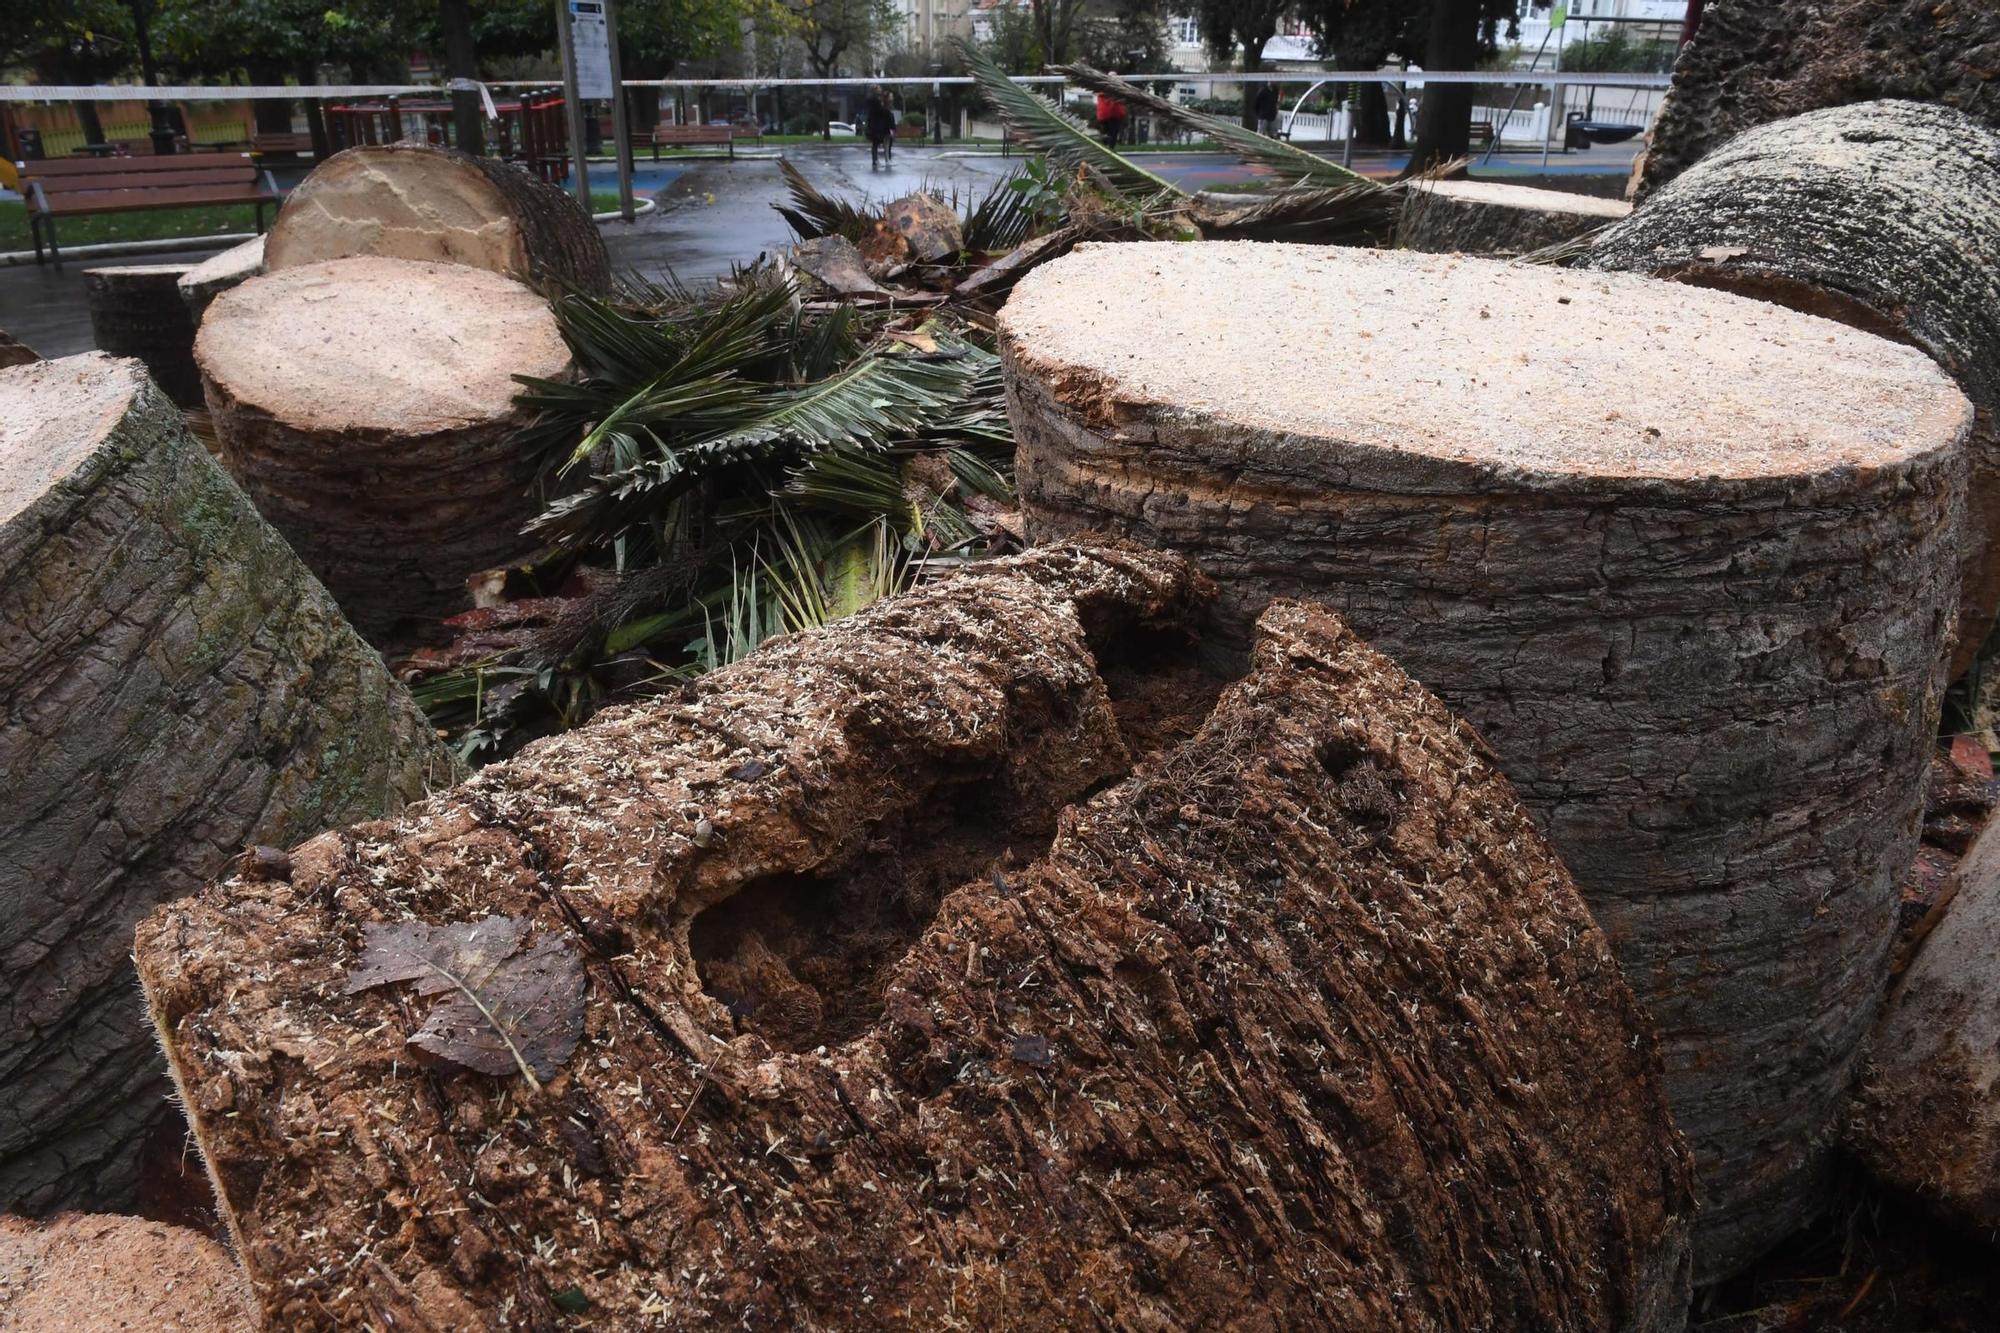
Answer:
[29,215,42,266]
[46,217,61,269]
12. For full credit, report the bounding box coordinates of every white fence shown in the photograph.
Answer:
[1281,101,1556,149]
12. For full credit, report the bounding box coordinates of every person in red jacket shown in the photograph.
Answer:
[1094,89,1128,149]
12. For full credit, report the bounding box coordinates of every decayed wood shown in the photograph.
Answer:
[1396,179,1630,255]
[177,235,266,323]
[1587,101,2000,677]
[264,143,611,299]
[0,329,36,369]
[137,541,1695,1331]
[1846,815,2000,1231]
[83,264,203,408]
[1636,0,2000,197]
[0,353,454,1215]
[1002,242,1972,1278]
[197,255,574,647]
[0,1213,255,1333]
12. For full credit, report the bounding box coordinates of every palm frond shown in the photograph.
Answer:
[960,172,1039,252]
[1054,63,1381,194]
[1199,179,1404,246]
[776,158,875,240]
[956,40,1181,204]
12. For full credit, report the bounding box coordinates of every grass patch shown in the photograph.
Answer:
[1,198,267,250]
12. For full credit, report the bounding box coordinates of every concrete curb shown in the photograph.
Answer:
[1,232,255,267]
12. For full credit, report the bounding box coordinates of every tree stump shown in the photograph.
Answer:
[0,1213,255,1333]
[83,265,203,408]
[1635,0,2000,197]
[0,352,455,1215]
[264,143,611,299]
[1397,179,1631,255]
[0,329,36,370]
[1586,101,2000,677]
[1002,242,1972,1278]
[177,235,265,323]
[137,542,1696,1331]
[196,256,574,648]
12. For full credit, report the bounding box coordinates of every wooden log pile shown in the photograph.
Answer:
[264,144,611,299]
[83,264,202,408]
[137,541,1696,1330]
[196,256,573,647]
[0,353,454,1214]
[1002,242,1970,1277]
[1586,100,2000,675]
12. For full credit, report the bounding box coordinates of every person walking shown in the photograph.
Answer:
[1095,88,1128,150]
[865,88,896,167]
[1255,82,1281,137]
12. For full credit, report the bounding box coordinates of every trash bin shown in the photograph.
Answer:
[15,128,44,161]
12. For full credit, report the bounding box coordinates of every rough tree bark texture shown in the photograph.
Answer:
[1002,243,1971,1278]
[0,1213,255,1333]
[138,542,1696,1331]
[0,329,37,369]
[177,235,265,323]
[264,143,611,299]
[1587,101,2000,677]
[1846,817,2000,1231]
[0,352,455,1215]
[1397,179,1632,255]
[198,256,573,648]
[83,264,202,408]
[1634,0,2000,197]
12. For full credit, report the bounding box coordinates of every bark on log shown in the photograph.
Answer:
[0,1213,255,1333]
[197,256,574,648]
[264,143,611,299]
[1635,0,2000,197]
[137,541,1696,1331]
[0,352,455,1215]
[1586,101,2000,678]
[83,264,203,408]
[177,235,266,324]
[1002,242,1972,1278]
[1396,179,1631,255]
[1846,815,2000,1230]
[0,329,37,369]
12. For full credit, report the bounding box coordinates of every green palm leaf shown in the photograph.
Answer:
[956,40,1181,204]
[1053,63,1382,194]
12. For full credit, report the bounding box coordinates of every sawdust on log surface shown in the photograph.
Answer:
[0,1213,254,1333]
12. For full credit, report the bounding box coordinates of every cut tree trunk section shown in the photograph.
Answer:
[0,353,454,1215]
[263,143,611,299]
[1001,242,1972,1278]
[1586,100,2000,677]
[83,264,202,408]
[197,256,574,648]
[1396,179,1631,255]
[0,329,37,369]
[138,542,1695,1331]
[177,235,265,324]
[1634,0,2000,196]
[0,1213,255,1333]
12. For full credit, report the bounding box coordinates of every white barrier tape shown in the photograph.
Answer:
[445,78,501,122]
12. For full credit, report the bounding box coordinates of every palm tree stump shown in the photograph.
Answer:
[1002,242,1972,1278]
[1396,179,1631,255]
[177,235,265,323]
[137,542,1695,1331]
[1586,100,2000,676]
[0,353,452,1215]
[197,256,573,648]
[84,264,203,408]
[264,143,611,299]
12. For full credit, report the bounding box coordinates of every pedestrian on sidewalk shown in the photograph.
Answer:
[866,89,896,167]
[1255,83,1281,137]
[1095,88,1128,150]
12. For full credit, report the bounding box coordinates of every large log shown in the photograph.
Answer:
[197,255,574,648]
[1635,0,2000,197]
[137,542,1696,1331]
[83,264,202,408]
[1846,816,2000,1231]
[264,143,611,299]
[1397,179,1631,255]
[0,1213,255,1333]
[1586,101,2000,677]
[0,352,455,1215]
[1002,242,1971,1277]
[177,234,266,323]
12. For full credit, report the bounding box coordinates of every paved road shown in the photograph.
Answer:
[2,140,1637,355]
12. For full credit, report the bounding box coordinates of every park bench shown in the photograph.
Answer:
[894,123,925,142]
[252,131,315,158]
[20,153,281,267]
[1470,119,1496,148]
[730,122,764,143]
[650,123,734,160]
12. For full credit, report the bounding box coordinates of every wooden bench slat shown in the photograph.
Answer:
[40,187,277,216]
[23,153,252,177]
[37,168,261,194]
